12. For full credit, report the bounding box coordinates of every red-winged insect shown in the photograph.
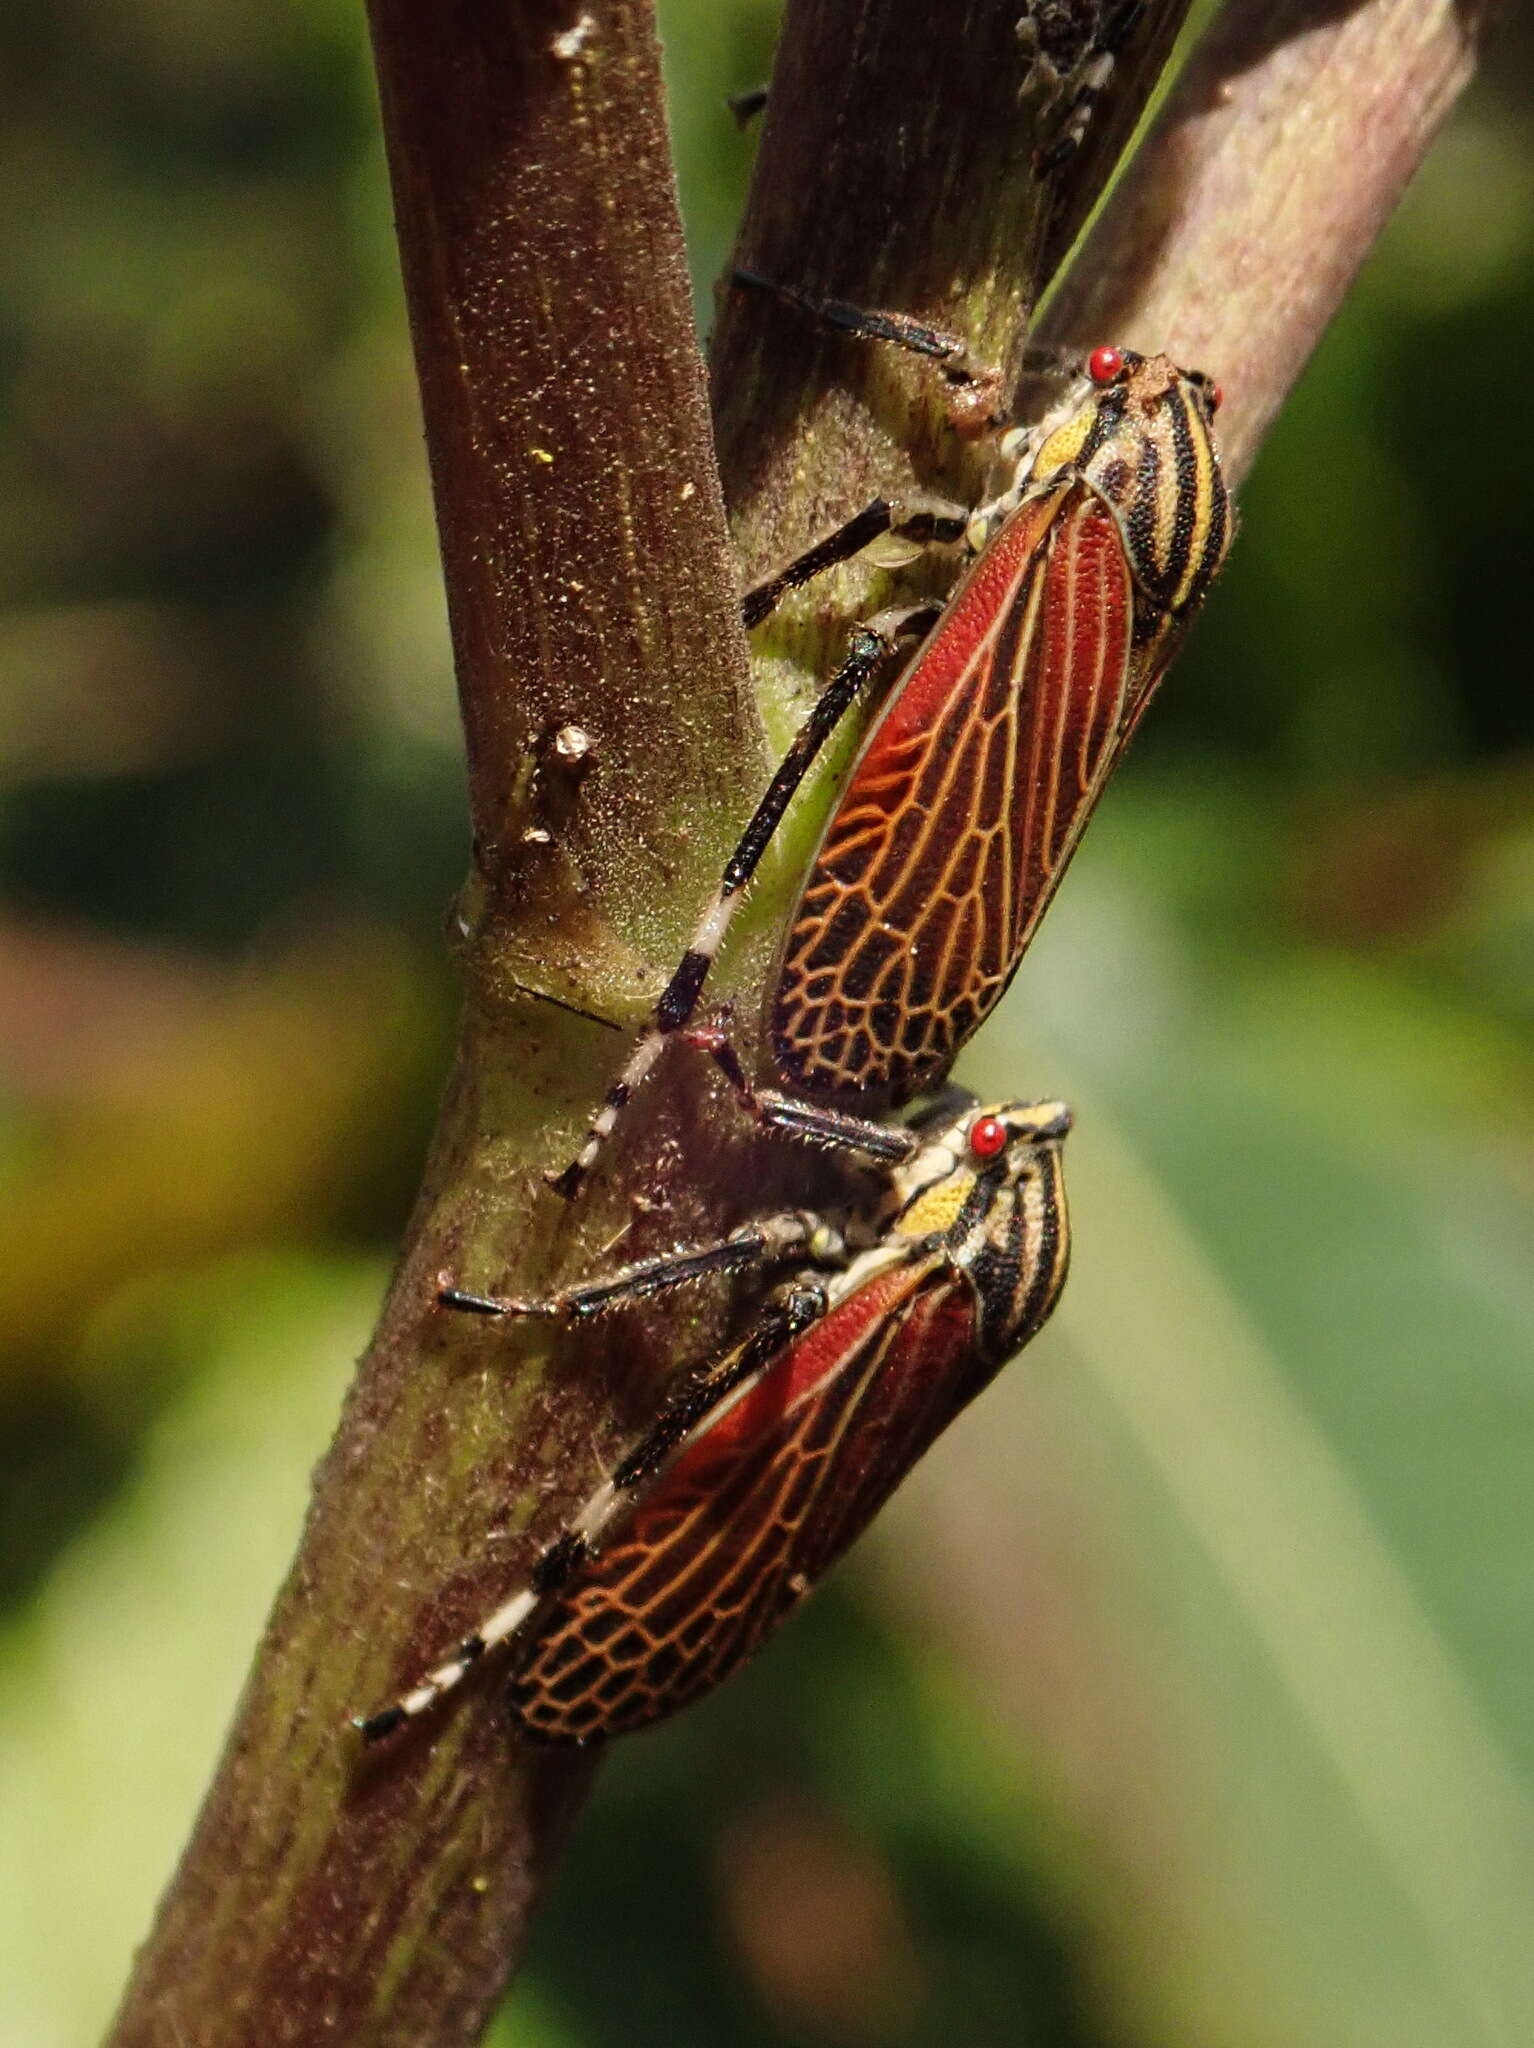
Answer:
[548,291,1231,1200]
[356,1094,1071,1744]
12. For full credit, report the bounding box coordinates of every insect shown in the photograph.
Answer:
[355,1094,1072,1744]
[729,11,1137,169]
[1017,1,1147,171]
[549,291,1230,1200]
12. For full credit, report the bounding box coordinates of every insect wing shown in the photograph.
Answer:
[773,477,1135,1102]
[511,1255,982,1741]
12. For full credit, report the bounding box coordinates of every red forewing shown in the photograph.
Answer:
[510,1257,982,1741]
[772,477,1136,1102]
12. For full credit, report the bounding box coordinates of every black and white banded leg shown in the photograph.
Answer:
[547,606,933,1200]
[439,1200,851,1325]
[455,1078,943,1339]
[356,1260,842,1741]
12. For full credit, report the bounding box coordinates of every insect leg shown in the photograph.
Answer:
[675,1023,921,1168]
[1022,0,1146,173]
[733,267,993,384]
[548,610,923,1201]
[1034,50,1117,171]
[355,1279,831,1743]
[732,268,1007,435]
[607,1278,828,1488]
[735,333,1085,588]
[743,498,968,630]
[440,1208,843,1322]
[726,84,768,126]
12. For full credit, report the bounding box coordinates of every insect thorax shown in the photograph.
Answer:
[1036,357,1231,623]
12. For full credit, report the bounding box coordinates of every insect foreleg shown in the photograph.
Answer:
[731,268,1007,435]
[438,1209,846,1323]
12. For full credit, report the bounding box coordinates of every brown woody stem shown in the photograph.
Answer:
[100,0,1488,2041]
[107,4,754,2043]
[1040,0,1495,484]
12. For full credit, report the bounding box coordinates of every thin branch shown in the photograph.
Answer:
[713,0,1197,657]
[1041,0,1496,482]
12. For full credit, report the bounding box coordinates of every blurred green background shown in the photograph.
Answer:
[3,6,1533,2045]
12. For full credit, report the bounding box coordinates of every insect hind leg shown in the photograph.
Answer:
[353,1583,538,1742]
[354,1277,834,1744]
[678,1022,921,1169]
[547,613,916,1201]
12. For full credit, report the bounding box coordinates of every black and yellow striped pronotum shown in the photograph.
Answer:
[549,331,1232,1199]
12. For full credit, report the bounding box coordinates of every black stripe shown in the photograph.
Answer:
[1185,441,1230,615]
[1158,390,1199,609]
[656,953,712,1032]
[535,1532,590,1593]
[956,1160,1009,1240]
[1127,421,1165,603]
[1016,1158,1069,1344]
[1075,384,1126,471]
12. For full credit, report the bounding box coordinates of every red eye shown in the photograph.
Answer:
[1209,381,1224,413]
[969,1115,1009,1160]
[1088,345,1124,385]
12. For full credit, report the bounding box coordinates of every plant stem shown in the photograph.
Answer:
[107,4,752,2041]
[1040,0,1494,484]
[105,0,1476,2037]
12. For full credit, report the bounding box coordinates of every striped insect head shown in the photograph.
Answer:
[1030,346,1232,623]
[894,1093,1067,1232]
[967,1098,1073,1360]
[888,1098,1073,1362]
